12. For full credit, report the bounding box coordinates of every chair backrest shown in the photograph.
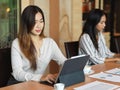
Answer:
[0,48,12,87]
[64,41,79,58]
[112,36,120,53]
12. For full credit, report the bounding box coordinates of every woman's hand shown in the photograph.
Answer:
[113,54,120,58]
[105,57,120,62]
[41,73,57,84]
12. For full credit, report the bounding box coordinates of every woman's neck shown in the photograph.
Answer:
[30,34,42,42]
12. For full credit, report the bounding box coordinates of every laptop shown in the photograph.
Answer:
[40,55,89,87]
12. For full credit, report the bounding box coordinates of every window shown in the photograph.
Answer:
[0,0,20,48]
[82,0,95,20]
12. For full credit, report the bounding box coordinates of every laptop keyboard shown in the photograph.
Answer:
[40,81,55,86]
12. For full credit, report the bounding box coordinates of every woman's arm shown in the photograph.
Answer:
[50,38,67,65]
[105,57,120,62]
[100,32,115,58]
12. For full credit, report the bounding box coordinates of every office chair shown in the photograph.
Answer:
[64,41,79,58]
[0,48,12,87]
[114,36,120,53]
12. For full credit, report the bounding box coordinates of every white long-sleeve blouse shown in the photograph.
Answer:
[79,32,115,65]
[11,38,66,82]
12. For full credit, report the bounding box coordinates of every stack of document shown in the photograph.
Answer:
[74,81,119,90]
[105,68,120,75]
[74,68,120,90]
[89,68,120,83]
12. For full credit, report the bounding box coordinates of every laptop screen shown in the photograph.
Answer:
[40,55,89,87]
[55,55,89,87]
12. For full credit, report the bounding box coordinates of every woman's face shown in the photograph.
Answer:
[96,15,106,32]
[31,12,44,36]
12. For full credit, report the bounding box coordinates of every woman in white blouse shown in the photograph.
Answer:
[79,9,120,65]
[8,5,66,85]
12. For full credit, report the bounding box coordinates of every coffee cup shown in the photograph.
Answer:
[54,83,65,90]
[84,65,92,74]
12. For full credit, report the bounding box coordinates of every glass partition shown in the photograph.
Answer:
[0,0,20,48]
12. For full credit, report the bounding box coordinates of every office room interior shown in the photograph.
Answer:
[0,0,120,88]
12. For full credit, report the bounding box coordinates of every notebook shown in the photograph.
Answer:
[40,55,89,87]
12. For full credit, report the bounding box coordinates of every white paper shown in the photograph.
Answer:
[71,54,86,59]
[74,81,119,90]
[116,88,120,90]
[105,68,120,75]
[89,72,120,82]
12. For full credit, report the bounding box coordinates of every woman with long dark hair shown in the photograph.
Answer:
[8,5,66,85]
[79,9,120,65]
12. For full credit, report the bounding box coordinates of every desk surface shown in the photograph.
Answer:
[0,62,120,90]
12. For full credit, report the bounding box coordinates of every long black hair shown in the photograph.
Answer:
[80,9,106,50]
[18,5,45,70]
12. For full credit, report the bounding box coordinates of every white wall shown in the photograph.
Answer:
[34,0,49,37]
[21,0,49,37]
